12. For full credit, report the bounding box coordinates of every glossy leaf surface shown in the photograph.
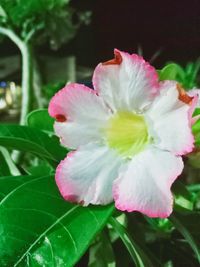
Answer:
[0,174,114,266]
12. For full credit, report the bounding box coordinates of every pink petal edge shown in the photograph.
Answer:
[113,157,184,218]
[92,48,159,94]
[55,151,80,203]
[48,83,98,119]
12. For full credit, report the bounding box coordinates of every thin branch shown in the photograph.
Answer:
[0,26,33,125]
[24,22,44,43]
[0,26,24,51]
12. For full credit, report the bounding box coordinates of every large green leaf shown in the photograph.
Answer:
[0,174,114,266]
[0,124,67,164]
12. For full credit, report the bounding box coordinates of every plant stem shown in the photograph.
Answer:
[0,26,24,51]
[0,26,33,125]
[20,42,33,124]
[33,55,44,108]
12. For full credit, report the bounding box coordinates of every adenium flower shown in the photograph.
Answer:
[48,49,198,218]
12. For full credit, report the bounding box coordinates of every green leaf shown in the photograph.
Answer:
[192,110,200,146]
[26,109,54,133]
[0,124,67,165]
[27,164,53,176]
[158,63,185,81]
[192,119,200,146]
[109,217,154,267]
[0,174,114,266]
[173,181,194,211]
[188,184,200,192]
[170,212,200,263]
[193,108,200,118]
[0,147,11,176]
[145,217,173,233]
[0,5,7,18]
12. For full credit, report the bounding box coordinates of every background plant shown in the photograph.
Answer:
[0,0,90,124]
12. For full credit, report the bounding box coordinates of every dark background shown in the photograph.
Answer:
[71,0,200,68]
[1,0,200,68]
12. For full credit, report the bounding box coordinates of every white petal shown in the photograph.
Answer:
[145,81,194,155]
[93,49,159,112]
[113,146,183,218]
[54,121,105,150]
[188,89,200,107]
[48,83,111,149]
[56,143,123,205]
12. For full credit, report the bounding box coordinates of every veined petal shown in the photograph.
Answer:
[54,122,105,149]
[48,83,111,149]
[113,147,183,218]
[145,81,194,155]
[93,49,159,112]
[56,143,123,205]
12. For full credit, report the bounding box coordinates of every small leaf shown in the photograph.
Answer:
[158,63,184,81]
[145,217,173,233]
[26,109,54,133]
[193,108,200,118]
[188,184,200,192]
[192,116,200,145]
[192,110,200,144]
[173,181,194,211]
[0,5,7,18]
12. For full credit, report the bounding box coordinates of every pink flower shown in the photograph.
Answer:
[48,49,197,218]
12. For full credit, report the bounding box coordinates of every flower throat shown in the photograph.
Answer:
[105,111,148,157]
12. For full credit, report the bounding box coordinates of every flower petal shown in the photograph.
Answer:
[188,89,200,107]
[188,89,200,124]
[54,122,105,149]
[93,49,159,112]
[56,143,123,205]
[113,147,183,218]
[145,81,194,155]
[48,83,111,149]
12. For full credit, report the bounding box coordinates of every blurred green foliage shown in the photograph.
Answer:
[0,0,91,48]
[158,60,200,89]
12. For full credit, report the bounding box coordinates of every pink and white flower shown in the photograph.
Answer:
[48,49,197,218]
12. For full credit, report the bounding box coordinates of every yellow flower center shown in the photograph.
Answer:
[105,111,149,157]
